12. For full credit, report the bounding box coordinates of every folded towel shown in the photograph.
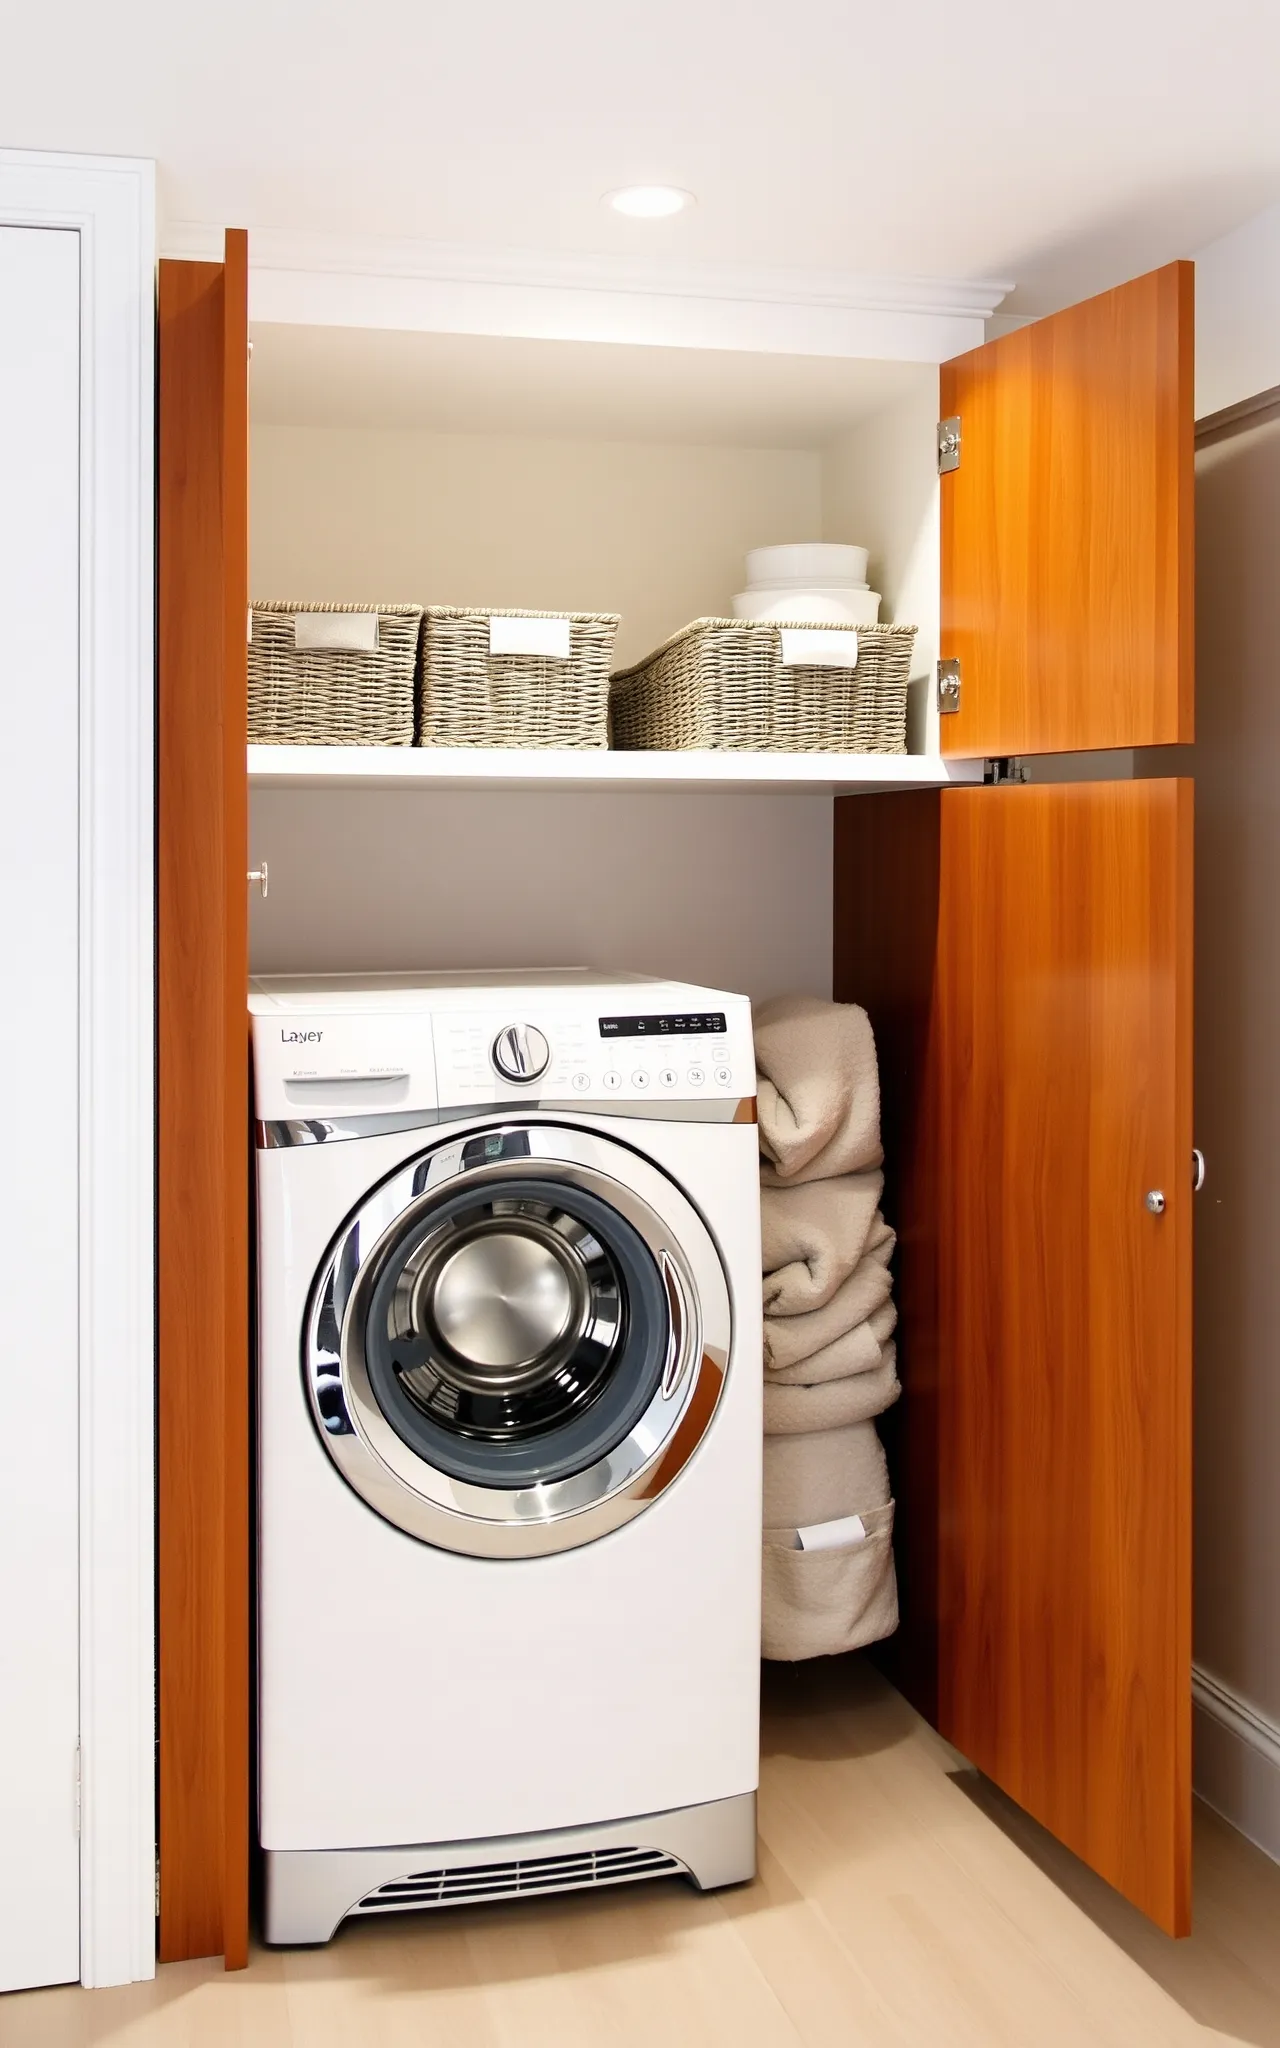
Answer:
[765,1295,897,1385]
[764,1345,899,1432]
[761,1173,886,1316]
[763,1416,890,1529]
[764,1245,896,1373]
[755,994,882,1184]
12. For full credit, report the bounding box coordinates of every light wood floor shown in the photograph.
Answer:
[8,1658,1280,2047]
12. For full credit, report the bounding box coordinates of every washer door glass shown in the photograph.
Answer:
[305,1123,733,1558]
[360,1175,668,1488]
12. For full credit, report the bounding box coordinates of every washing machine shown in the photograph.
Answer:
[251,970,763,1945]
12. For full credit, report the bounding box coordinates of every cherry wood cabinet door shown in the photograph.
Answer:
[157,230,250,1969]
[936,779,1193,1935]
[940,262,1194,757]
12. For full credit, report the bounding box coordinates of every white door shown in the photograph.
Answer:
[0,223,82,1990]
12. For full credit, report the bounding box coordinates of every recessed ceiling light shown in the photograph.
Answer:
[606,185,695,219]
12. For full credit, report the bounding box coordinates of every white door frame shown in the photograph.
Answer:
[0,148,156,1989]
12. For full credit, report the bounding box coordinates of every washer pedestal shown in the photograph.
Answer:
[263,1790,757,1946]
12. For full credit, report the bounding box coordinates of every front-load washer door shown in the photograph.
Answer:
[304,1123,732,1557]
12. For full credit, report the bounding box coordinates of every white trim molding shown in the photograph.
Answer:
[0,148,157,1988]
[162,220,1010,364]
[1193,1663,1280,1865]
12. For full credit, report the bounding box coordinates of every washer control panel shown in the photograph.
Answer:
[434,1005,754,1106]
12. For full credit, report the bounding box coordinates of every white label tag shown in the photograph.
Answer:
[779,627,858,669]
[293,611,381,653]
[489,615,571,659]
[797,1513,868,1552]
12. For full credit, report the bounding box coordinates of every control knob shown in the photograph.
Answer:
[491,1022,551,1085]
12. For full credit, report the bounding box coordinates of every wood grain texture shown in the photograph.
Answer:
[940,262,1194,757]
[935,780,1193,1935]
[833,791,943,1722]
[157,233,250,1970]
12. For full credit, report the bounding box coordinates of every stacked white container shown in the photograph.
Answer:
[731,543,881,628]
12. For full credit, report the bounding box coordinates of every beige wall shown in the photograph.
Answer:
[248,786,834,1005]
[820,379,940,752]
[1192,411,1280,1730]
[251,424,822,671]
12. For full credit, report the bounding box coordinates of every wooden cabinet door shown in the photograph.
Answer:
[837,778,1193,1936]
[939,779,1193,1934]
[157,229,250,1969]
[940,262,1194,757]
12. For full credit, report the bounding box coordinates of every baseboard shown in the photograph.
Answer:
[1193,1663,1280,1864]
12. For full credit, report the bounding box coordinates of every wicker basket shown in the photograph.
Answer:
[418,607,620,749]
[610,618,917,754]
[248,602,423,746]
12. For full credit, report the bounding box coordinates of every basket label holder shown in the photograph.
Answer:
[489,615,572,659]
[292,611,381,653]
[778,627,859,669]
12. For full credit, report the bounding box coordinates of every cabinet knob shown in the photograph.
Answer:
[1145,1190,1166,1215]
[247,861,269,900]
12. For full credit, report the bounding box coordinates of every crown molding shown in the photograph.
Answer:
[162,221,1010,318]
[160,221,1011,363]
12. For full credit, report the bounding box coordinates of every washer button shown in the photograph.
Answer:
[658,1067,678,1088]
[714,1065,733,1087]
[602,1070,623,1091]
[631,1070,651,1090]
[571,1072,591,1092]
[686,1065,706,1086]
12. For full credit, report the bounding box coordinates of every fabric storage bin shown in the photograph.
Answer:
[762,1503,898,1661]
[609,618,916,754]
[248,602,423,746]
[419,607,620,748]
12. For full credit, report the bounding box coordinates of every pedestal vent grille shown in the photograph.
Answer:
[356,1844,685,1915]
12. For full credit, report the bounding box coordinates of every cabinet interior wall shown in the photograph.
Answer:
[247,331,940,996]
[248,786,835,1002]
[248,329,940,692]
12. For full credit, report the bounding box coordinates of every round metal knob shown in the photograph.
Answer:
[1145,1190,1166,1215]
[491,1022,550,1085]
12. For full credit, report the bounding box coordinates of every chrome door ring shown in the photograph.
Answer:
[304,1123,732,1558]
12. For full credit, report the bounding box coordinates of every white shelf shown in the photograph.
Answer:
[248,745,984,796]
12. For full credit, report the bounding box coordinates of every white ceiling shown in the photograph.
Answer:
[249,325,932,444]
[8,0,1280,314]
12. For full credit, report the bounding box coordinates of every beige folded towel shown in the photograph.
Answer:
[764,1346,900,1433]
[761,1173,886,1316]
[763,1416,890,1529]
[765,1296,897,1385]
[755,994,882,1184]
[764,1246,896,1372]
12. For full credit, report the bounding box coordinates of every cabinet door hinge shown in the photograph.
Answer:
[937,414,961,473]
[937,658,961,715]
[983,757,1026,785]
